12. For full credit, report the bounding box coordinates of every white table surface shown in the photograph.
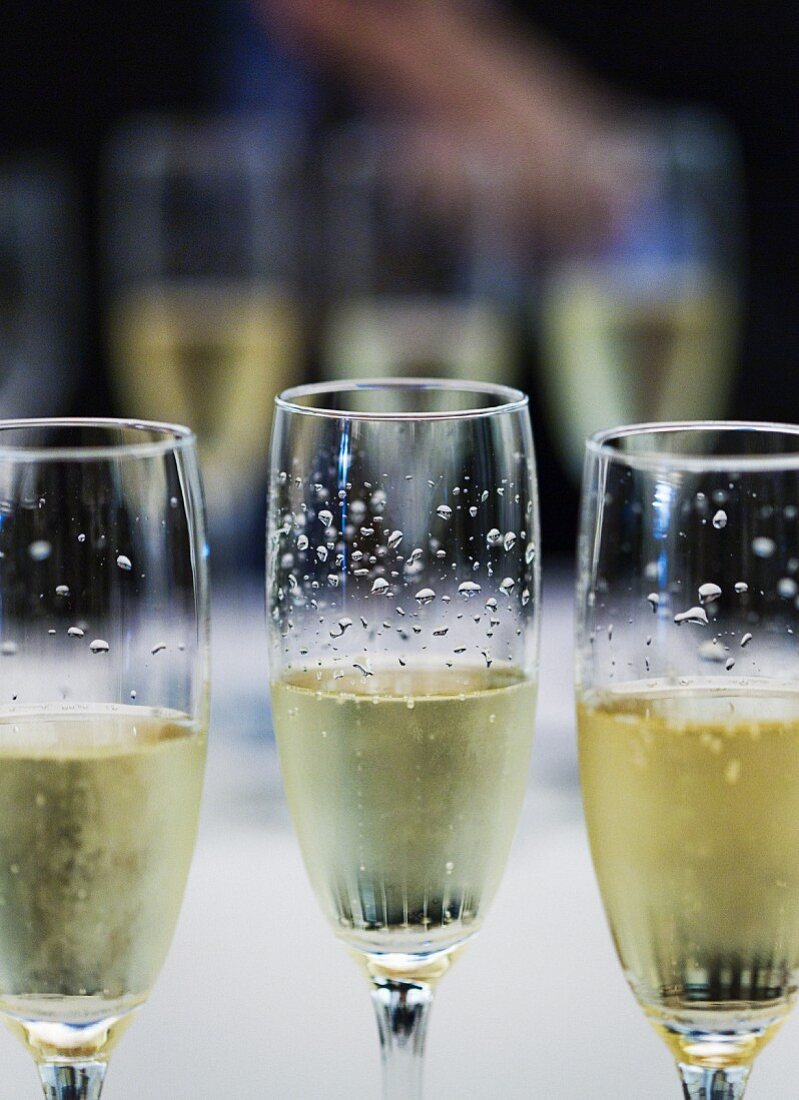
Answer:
[4,565,799,1097]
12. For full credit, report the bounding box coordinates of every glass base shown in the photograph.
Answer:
[353,935,475,986]
[0,995,142,1064]
[646,1002,788,1069]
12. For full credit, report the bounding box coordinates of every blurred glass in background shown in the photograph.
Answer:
[538,109,742,480]
[0,159,80,419]
[317,123,524,389]
[103,115,304,569]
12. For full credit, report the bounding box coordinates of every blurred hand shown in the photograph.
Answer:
[257,0,638,246]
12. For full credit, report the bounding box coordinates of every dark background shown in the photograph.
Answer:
[2,0,797,556]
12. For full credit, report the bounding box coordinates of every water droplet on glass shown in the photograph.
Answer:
[433,626,449,637]
[28,540,51,562]
[698,582,722,604]
[151,642,166,655]
[525,542,536,565]
[712,510,728,530]
[55,585,70,597]
[725,658,736,671]
[415,588,436,605]
[740,632,753,647]
[647,593,660,611]
[116,554,132,572]
[89,639,110,654]
[318,509,334,528]
[521,587,530,606]
[778,577,798,599]
[327,574,340,588]
[170,496,179,509]
[297,535,309,551]
[360,526,375,537]
[0,641,17,657]
[387,530,403,550]
[503,532,517,551]
[499,577,515,594]
[130,689,137,700]
[436,504,453,521]
[752,536,776,558]
[481,490,489,502]
[468,506,478,517]
[735,581,748,594]
[316,545,329,562]
[485,597,498,610]
[353,662,373,677]
[458,581,482,598]
[486,528,502,546]
[371,578,390,595]
[67,626,84,638]
[435,549,446,559]
[329,617,353,639]
[47,628,56,635]
[674,606,708,626]
[77,533,86,543]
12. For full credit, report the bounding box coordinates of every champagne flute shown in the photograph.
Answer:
[266,379,539,1098]
[0,419,209,1099]
[577,421,799,1099]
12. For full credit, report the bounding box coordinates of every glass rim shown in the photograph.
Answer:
[274,378,529,421]
[0,418,197,462]
[586,421,799,473]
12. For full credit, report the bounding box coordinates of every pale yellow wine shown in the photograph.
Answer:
[272,665,535,962]
[0,705,206,1035]
[579,680,799,1064]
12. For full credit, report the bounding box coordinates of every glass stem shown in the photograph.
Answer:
[370,977,434,1100]
[678,1063,750,1100]
[38,1061,107,1100]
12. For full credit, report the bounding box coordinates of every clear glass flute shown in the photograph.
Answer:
[576,421,799,1099]
[266,380,539,1098]
[0,419,209,1099]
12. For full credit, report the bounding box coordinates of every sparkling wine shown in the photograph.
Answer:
[272,665,535,963]
[579,679,799,1064]
[0,704,205,1050]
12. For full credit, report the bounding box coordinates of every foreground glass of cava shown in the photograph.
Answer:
[267,380,539,1098]
[576,422,799,1099]
[0,420,209,1099]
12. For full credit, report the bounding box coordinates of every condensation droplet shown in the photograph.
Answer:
[67,627,85,638]
[521,587,530,606]
[712,510,728,530]
[525,542,536,565]
[130,690,137,699]
[327,574,340,588]
[353,662,373,677]
[674,606,708,626]
[458,581,482,597]
[371,578,390,595]
[329,617,353,639]
[752,536,776,559]
[735,581,748,594]
[151,642,166,655]
[647,593,660,611]
[778,577,798,599]
[468,506,478,517]
[0,641,18,657]
[89,639,110,654]
[170,496,179,509]
[740,632,753,647]
[499,577,515,594]
[486,528,502,546]
[415,588,436,605]
[55,585,70,597]
[297,535,309,551]
[116,554,132,572]
[318,510,334,528]
[698,582,722,604]
[432,626,449,637]
[77,533,86,543]
[436,505,453,521]
[387,530,403,550]
[316,545,329,562]
[725,658,736,671]
[503,532,517,551]
[28,540,52,562]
